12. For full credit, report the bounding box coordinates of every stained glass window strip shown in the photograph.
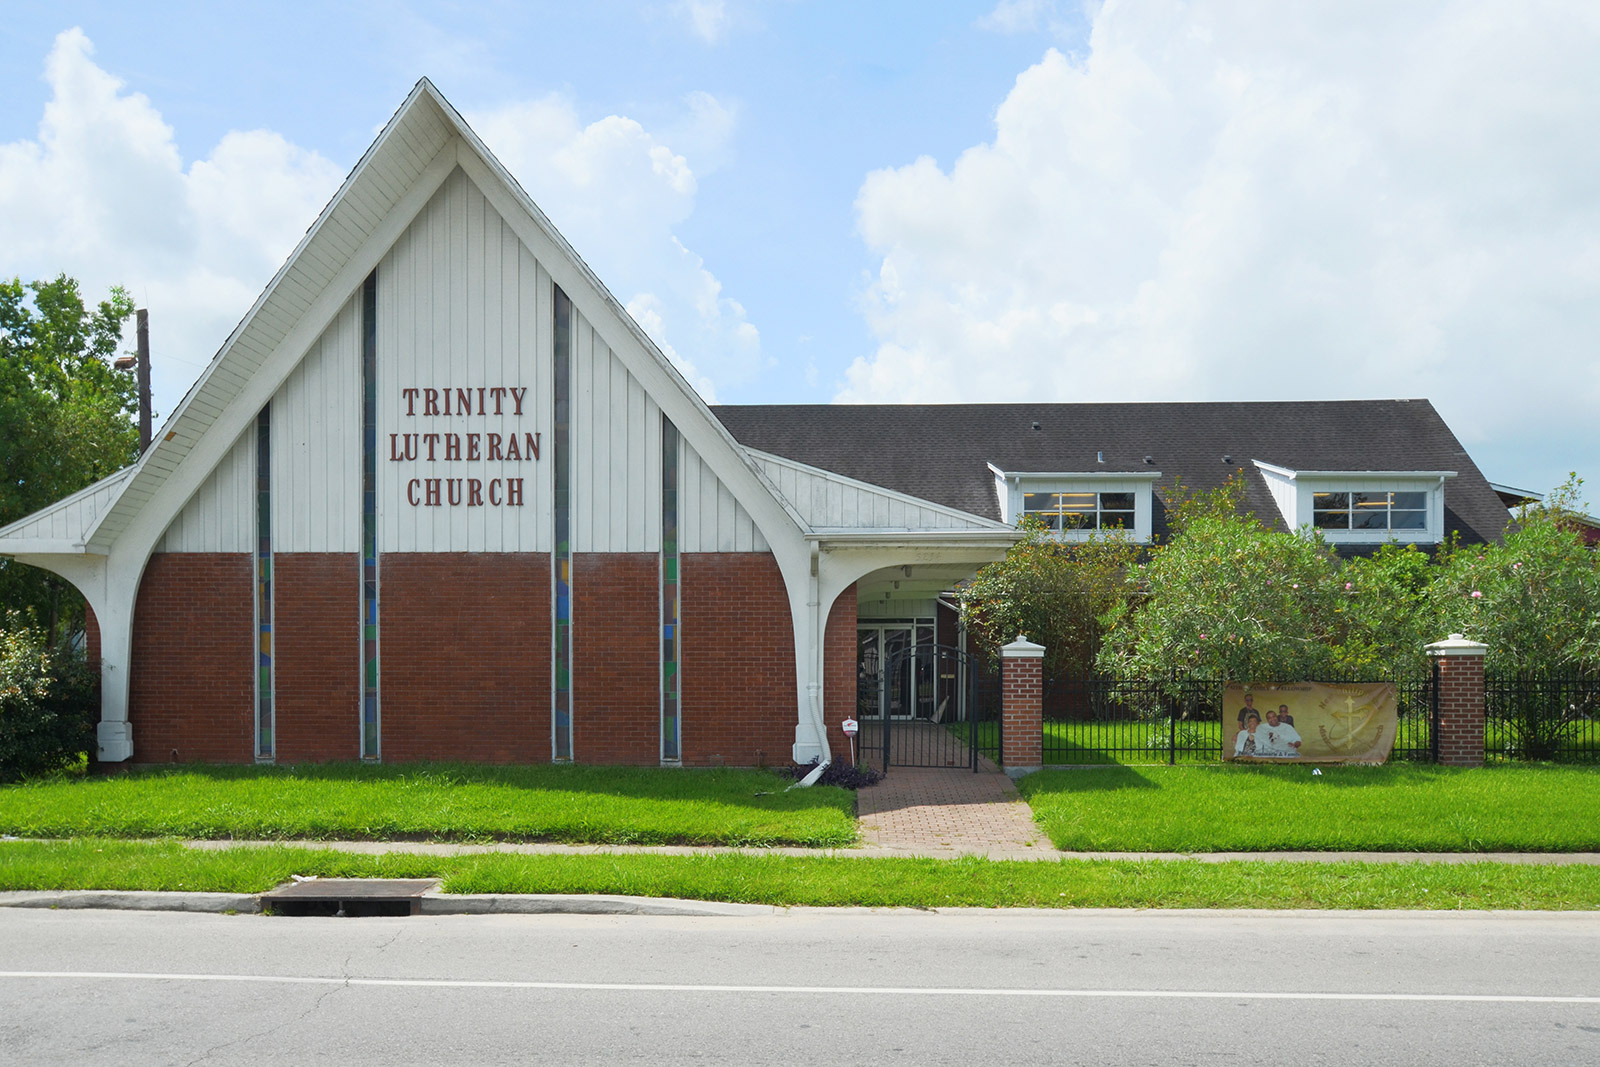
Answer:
[360,271,380,759]
[660,416,681,763]
[552,285,574,760]
[255,403,274,760]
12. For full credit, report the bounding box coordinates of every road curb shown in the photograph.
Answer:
[0,889,774,918]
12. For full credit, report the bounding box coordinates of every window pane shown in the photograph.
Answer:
[1350,491,1389,509]
[1352,507,1390,530]
[1391,492,1426,511]
[1312,492,1350,529]
[1100,492,1136,510]
[1059,492,1095,513]
[1022,493,1053,514]
[1391,509,1427,530]
[1058,511,1089,530]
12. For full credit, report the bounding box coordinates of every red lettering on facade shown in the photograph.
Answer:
[509,386,527,416]
[425,478,441,507]
[524,432,541,461]
[424,388,440,416]
[424,433,440,461]
[403,388,419,416]
[467,434,481,461]
[445,433,461,461]
[506,478,524,506]
[407,479,421,506]
[487,433,503,461]
[490,387,506,414]
[468,479,484,506]
[489,479,503,506]
[442,389,452,416]
[504,434,522,461]
[456,388,473,415]
[448,479,463,506]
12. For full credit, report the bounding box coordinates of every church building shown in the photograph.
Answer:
[0,82,1509,769]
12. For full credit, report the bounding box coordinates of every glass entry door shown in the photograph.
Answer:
[858,622,934,721]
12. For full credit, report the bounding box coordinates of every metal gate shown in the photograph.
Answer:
[856,643,1001,772]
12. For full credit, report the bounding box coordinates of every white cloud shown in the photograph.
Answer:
[675,0,733,45]
[0,29,343,422]
[469,91,761,395]
[845,0,1600,491]
[976,0,1059,34]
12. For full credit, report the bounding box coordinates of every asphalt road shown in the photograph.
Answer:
[2,907,1598,1065]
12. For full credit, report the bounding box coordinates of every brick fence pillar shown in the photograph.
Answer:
[1001,635,1045,778]
[1426,633,1488,768]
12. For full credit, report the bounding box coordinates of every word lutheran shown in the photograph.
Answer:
[392,383,542,509]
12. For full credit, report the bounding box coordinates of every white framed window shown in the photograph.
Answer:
[990,466,1159,543]
[1022,490,1136,532]
[1254,461,1455,545]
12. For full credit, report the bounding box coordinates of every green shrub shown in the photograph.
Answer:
[0,611,97,782]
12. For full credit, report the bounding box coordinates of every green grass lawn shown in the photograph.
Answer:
[2,839,1598,910]
[0,762,856,848]
[1019,763,1600,852]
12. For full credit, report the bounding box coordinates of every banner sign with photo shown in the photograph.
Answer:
[1223,682,1398,764]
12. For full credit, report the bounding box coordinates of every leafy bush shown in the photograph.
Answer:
[0,611,97,782]
[960,517,1137,676]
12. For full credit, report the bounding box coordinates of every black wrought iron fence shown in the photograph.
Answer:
[1042,671,1439,765]
[1485,673,1600,763]
[1041,673,1224,765]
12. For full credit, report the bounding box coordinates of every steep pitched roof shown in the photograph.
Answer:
[712,399,1510,545]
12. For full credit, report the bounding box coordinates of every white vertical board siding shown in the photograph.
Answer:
[377,166,552,553]
[680,438,768,552]
[752,453,997,532]
[571,308,662,552]
[157,428,255,552]
[271,291,362,551]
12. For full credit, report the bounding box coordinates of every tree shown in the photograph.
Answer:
[1434,474,1600,675]
[1097,479,1345,680]
[959,517,1137,677]
[0,275,139,640]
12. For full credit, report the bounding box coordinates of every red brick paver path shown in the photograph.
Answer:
[855,765,1049,857]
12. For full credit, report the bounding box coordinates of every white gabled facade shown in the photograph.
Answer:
[0,79,1016,767]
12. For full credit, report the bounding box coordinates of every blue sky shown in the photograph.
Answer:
[3,1,1597,500]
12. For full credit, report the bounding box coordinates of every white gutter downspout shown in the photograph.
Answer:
[789,542,833,789]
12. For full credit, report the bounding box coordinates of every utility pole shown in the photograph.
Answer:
[136,308,152,454]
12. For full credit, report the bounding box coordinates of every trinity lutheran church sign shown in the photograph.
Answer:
[389,383,541,508]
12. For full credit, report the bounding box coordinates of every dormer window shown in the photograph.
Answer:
[1023,491,1136,531]
[1312,491,1427,533]
[1255,461,1455,545]
[991,465,1159,543]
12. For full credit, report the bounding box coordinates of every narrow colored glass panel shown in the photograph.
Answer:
[660,416,681,762]
[360,271,380,759]
[552,286,574,760]
[254,403,274,759]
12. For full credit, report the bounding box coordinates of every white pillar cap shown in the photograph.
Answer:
[1426,633,1488,657]
[1001,634,1045,658]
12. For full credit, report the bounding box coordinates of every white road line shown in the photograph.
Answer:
[0,972,1595,1004]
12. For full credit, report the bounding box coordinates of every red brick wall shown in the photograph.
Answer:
[1434,652,1486,767]
[379,553,550,762]
[129,553,254,763]
[823,584,857,763]
[274,553,360,762]
[85,603,100,674]
[573,553,660,764]
[680,552,797,767]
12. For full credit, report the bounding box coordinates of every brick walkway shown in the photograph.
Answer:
[855,765,1051,858]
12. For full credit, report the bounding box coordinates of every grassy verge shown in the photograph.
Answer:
[0,763,856,848]
[2,839,1599,910]
[1020,763,1600,852]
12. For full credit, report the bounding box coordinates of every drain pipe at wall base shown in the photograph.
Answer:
[788,545,833,790]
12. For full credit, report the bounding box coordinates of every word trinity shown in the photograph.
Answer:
[403,386,528,417]
[393,383,542,508]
